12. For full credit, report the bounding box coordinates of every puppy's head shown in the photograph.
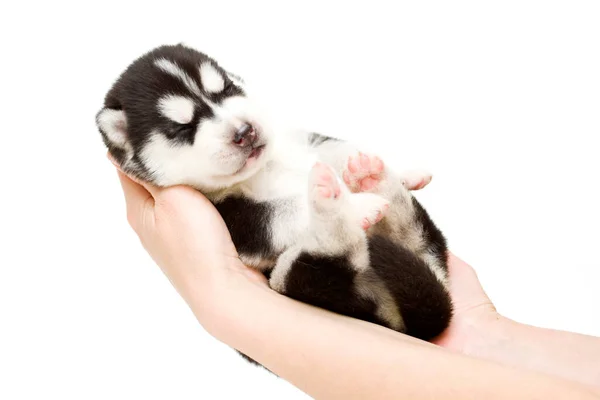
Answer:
[96,44,273,191]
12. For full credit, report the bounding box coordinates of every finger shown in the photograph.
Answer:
[447,252,478,275]
[447,252,492,296]
[448,252,496,312]
[115,169,155,230]
[447,252,475,279]
[116,168,153,206]
[107,152,161,198]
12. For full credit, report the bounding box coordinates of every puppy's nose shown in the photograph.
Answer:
[233,123,256,147]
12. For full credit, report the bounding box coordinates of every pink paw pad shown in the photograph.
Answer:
[312,162,341,200]
[361,201,389,231]
[343,153,385,193]
[401,172,433,191]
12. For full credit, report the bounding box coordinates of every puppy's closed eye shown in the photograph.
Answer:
[164,122,196,141]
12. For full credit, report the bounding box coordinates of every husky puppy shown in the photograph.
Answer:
[96,44,453,361]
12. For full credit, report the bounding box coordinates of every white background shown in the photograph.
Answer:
[1,1,599,399]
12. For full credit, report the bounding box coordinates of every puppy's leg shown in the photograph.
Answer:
[342,152,432,194]
[342,152,416,229]
[315,140,432,192]
[342,153,449,284]
[269,162,389,292]
[309,162,389,233]
[399,169,433,191]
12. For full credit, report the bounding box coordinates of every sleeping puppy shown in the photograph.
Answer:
[96,43,452,364]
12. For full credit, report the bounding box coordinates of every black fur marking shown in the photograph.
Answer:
[97,43,454,370]
[98,44,245,172]
[235,235,452,368]
[368,235,452,340]
[280,237,452,340]
[283,253,387,326]
[214,196,274,258]
[212,75,244,102]
[308,132,339,147]
[411,196,449,273]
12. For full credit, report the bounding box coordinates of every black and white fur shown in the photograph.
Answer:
[96,44,452,364]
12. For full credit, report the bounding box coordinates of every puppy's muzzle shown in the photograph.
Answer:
[233,123,257,147]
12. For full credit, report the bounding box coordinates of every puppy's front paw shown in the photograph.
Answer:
[343,152,385,193]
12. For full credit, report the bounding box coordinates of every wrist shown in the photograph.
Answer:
[461,313,515,358]
[179,259,276,344]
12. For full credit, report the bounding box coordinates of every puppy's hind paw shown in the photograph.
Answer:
[343,152,385,193]
[352,193,390,231]
[401,170,433,191]
[309,162,342,213]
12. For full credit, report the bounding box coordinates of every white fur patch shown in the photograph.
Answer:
[400,169,433,190]
[269,246,303,293]
[154,58,201,96]
[355,271,405,331]
[269,198,309,252]
[239,253,273,271]
[422,251,449,286]
[227,72,244,86]
[200,63,224,93]
[158,95,195,124]
[97,108,128,148]
[140,128,218,188]
[139,96,274,191]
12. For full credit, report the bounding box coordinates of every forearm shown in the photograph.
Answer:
[184,272,599,400]
[467,316,600,390]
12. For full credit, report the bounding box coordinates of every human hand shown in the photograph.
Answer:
[112,159,600,392]
[110,157,269,334]
[109,155,438,335]
[432,254,503,354]
[433,254,600,392]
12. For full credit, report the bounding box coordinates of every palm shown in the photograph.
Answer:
[153,185,270,287]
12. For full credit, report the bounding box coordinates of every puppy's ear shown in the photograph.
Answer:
[226,70,245,86]
[96,106,133,166]
[96,107,128,149]
[95,105,150,180]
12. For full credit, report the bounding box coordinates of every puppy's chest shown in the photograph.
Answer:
[219,157,315,269]
[252,164,313,250]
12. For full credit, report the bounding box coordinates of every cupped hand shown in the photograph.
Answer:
[111,159,269,325]
[111,156,502,353]
[432,253,503,353]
